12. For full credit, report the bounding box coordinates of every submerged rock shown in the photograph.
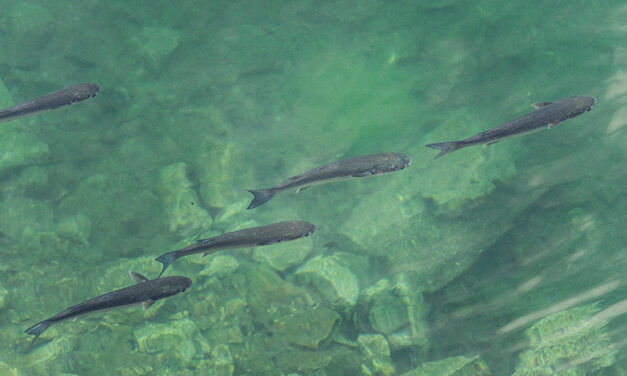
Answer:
[513,304,617,375]
[294,254,359,313]
[253,236,313,271]
[133,318,203,368]
[271,306,340,349]
[0,283,7,309]
[133,26,180,67]
[354,274,429,352]
[158,162,212,237]
[55,214,91,246]
[200,255,240,278]
[0,131,49,179]
[196,138,251,210]
[24,336,76,375]
[0,360,19,376]
[208,344,235,376]
[401,355,491,376]
[358,333,395,376]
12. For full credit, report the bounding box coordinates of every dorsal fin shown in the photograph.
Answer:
[129,271,148,283]
[531,102,552,109]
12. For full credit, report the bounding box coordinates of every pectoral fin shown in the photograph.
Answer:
[295,186,310,193]
[257,238,281,246]
[532,102,553,109]
[483,141,498,147]
[129,271,149,283]
[142,300,155,310]
[352,170,375,177]
[547,122,560,129]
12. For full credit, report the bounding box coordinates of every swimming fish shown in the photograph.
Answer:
[425,95,596,158]
[25,272,190,339]
[155,220,315,277]
[0,83,101,123]
[246,152,412,209]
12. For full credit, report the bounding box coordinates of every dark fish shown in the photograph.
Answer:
[246,152,412,209]
[25,272,190,339]
[426,95,596,158]
[155,220,315,278]
[0,83,101,123]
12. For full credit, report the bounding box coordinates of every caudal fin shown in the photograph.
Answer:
[425,141,461,159]
[246,189,275,209]
[155,252,179,278]
[25,320,53,340]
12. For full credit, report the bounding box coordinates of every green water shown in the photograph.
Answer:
[0,1,625,375]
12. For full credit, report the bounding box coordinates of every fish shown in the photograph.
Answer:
[425,95,596,158]
[24,272,190,339]
[0,83,101,123]
[155,220,315,278]
[246,152,412,209]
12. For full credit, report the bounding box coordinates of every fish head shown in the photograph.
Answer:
[561,96,596,119]
[387,152,412,172]
[301,222,315,237]
[158,276,192,298]
[282,221,315,240]
[69,83,101,103]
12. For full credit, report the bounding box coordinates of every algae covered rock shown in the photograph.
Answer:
[134,318,204,368]
[196,137,251,210]
[294,254,360,313]
[207,344,235,376]
[245,264,340,348]
[0,130,49,178]
[0,283,8,309]
[354,274,429,352]
[0,361,18,376]
[358,333,395,376]
[55,214,91,246]
[271,306,340,348]
[132,26,180,66]
[158,162,213,237]
[1,3,54,69]
[275,348,334,373]
[513,304,617,376]
[253,236,313,271]
[24,336,77,375]
[401,355,491,376]
[246,264,313,327]
[200,255,240,278]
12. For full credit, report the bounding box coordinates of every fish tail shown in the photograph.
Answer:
[425,141,461,159]
[25,320,53,339]
[155,252,179,278]
[246,189,275,209]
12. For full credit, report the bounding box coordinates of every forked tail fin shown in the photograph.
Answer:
[155,252,179,278]
[425,141,461,159]
[246,189,275,209]
[25,320,53,340]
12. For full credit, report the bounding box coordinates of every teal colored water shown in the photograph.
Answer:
[0,1,625,375]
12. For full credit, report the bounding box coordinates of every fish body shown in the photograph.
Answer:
[155,220,315,277]
[426,95,596,158]
[0,83,100,123]
[247,152,412,209]
[25,272,190,339]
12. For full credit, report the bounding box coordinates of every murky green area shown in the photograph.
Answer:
[0,1,625,375]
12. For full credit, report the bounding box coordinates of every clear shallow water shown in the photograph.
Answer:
[0,1,625,375]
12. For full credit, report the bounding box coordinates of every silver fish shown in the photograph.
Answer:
[0,83,100,123]
[246,152,412,209]
[155,220,315,277]
[25,272,190,340]
[426,95,596,158]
